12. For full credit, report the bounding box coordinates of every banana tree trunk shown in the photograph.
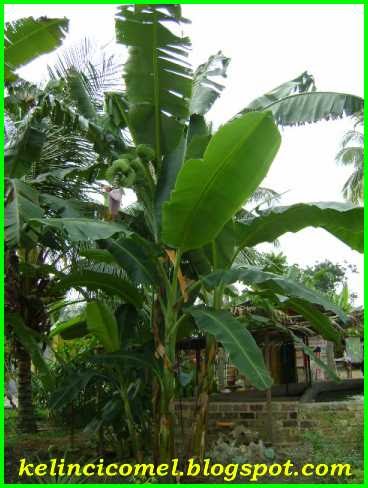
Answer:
[152,296,177,465]
[158,366,176,463]
[187,335,217,461]
[16,342,37,433]
[152,377,161,464]
[120,383,143,462]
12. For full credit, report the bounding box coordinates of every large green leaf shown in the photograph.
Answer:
[184,249,212,279]
[204,220,237,270]
[5,178,43,247]
[116,5,192,157]
[5,17,69,81]
[90,352,163,388]
[30,217,129,242]
[86,301,120,353]
[186,114,212,160]
[245,71,316,110]
[56,270,143,308]
[115,304,139,343]
[274,322,340,381]
[154,135,187,229]
[50,307,146,364]
[185,134,211,160]
[79,248,118,265]
[8,311,54,390]
[202,267,348,323]
[283,298,341,343]
[5,113,46,178]
[257,92,363,127]
[213,221,237,268]
[234,202,363,253]
[49,313,88,340]
[49,370,96,410]
[190,51,230,116]
[162,111,281,250]
[100,235,159,285]
[189,307,272,390]
[297,341,339,381]
[40,195,98,218]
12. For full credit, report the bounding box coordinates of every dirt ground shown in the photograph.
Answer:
[5,408,363,484]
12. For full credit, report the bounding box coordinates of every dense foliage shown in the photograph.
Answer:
[4,4,363,474]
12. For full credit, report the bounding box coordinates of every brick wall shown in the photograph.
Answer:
[175,399,363,448]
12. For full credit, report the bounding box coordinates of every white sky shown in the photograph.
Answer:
[5,4,364,303]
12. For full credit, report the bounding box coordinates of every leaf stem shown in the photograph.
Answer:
[152,11,161,164]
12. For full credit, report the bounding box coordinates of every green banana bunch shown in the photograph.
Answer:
[106,144,155,189]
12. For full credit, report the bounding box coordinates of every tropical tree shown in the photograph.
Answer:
[4,5,364,463]
[336,112,364,204]
[5,16,73,432]
[261,253,358,312]
[49,301,152,461]
[4,19,116,432]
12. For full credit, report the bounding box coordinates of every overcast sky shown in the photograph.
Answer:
[5,4,364,303]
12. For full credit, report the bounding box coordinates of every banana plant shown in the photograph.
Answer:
[46,299,151,459]
[5,16,69,82]
[84,301,144,461]
[5,5,364,462]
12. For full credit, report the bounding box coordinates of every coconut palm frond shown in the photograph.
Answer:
[336,146,363,167]
[338,129,364,149]
[48,38,123,114]
[26,125,100,200]
[342,167,364,205]
[248,187,281,209]
[336,117,364,205]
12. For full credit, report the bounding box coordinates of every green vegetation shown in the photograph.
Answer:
[4,4,364,483]
[303,429,363,484]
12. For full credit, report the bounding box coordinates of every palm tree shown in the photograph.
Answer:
[336,112,364,204]
[4,23,120,432]
[4,16,71,432]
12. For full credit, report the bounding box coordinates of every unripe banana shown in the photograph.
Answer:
[106,159,130,185]
[113,159,130,171]
[130,157,144,173]
[124,168,136,187]
[136,144,155,161]
[118,152,135,161]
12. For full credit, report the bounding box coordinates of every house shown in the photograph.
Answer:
[176,306,364,394]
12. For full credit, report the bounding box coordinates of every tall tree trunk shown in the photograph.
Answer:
[152,376,161,464]
[152,294,177,466]
[159,358,176,464]
[16,342,37,433]
[187,335,217,461]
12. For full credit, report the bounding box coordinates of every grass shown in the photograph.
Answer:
[5,407,90,450]
[5,408,364,484]
[301,429,364,484]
